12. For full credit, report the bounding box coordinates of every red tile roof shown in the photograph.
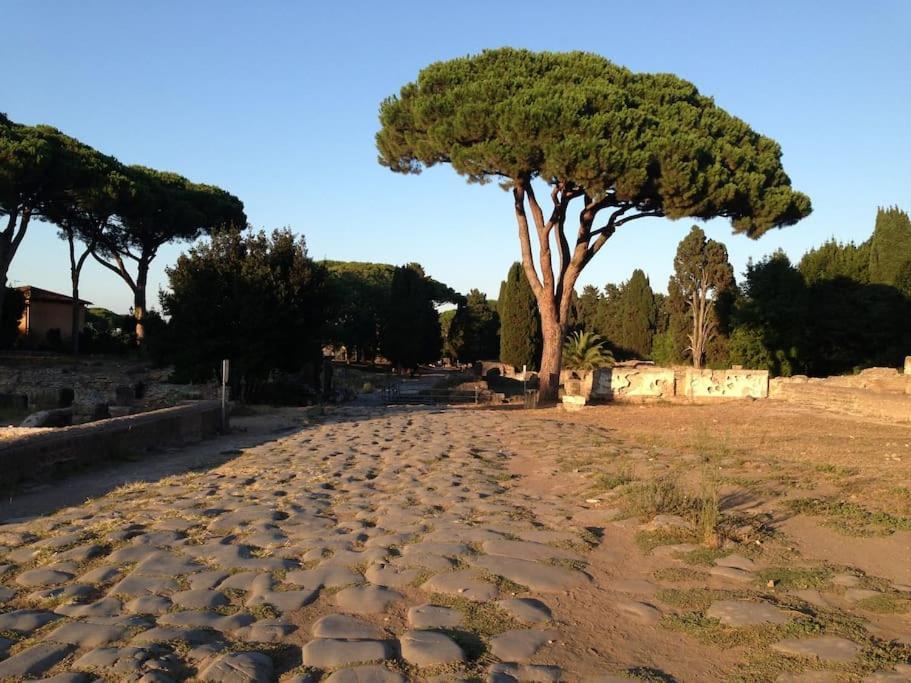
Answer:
[17,285,92,306]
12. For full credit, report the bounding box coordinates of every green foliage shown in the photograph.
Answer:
[160,228,329,396]
[668,226,735,368]
[324,261,393,362]
[377,48,810,236]
[649,329,682,366]
[447,289,499,362]
[620,269,657,358]
[869,206,911,286]
[383,264,442,369]
[498,262,541,370]
[0,287,24,348]
[562,330,614,371]
[733,244,911,376]
[799,238,870,284]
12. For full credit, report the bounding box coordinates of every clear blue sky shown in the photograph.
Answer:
[3,1,909,313]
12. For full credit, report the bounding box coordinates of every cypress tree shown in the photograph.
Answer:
[619,269,657,358]
[869,206,911,286]
[499,262,541,370]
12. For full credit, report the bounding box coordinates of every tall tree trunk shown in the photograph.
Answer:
[537,306,565,401]
[0,209,30,324]
[134,259,149,345]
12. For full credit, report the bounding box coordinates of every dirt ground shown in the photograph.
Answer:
[0,400,909,682]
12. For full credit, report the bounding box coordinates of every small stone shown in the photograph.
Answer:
[400,630,465,667]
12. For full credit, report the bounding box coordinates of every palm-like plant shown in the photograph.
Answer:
[562,331,615,371]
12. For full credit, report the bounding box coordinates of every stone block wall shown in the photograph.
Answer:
[591,366,676,400]
[0,400,221,487]
[681,369,769,399]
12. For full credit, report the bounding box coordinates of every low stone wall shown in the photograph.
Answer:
[564,364,769,404]
[0,401,222,488]
[681,369,769,399]
[589,366,676,400]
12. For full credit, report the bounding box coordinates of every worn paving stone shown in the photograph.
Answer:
[0,608,60,632]
[335,585,403,614]
[714,554,758,572]
[301,638,394,668]
[171,589,230,610]
[707,600,791,627]
[124,594,173,615]
[420,570,499,602]
[497,598,552,624]
[489,629,559,662]
[482,539,584,562]
[44,620,131,648]
[400,629,465,667]
[487,662,563,682]
[614,599,661,624]
[246,587,318,612]
[407,604,463,629]
[312,613,385,639]
[286,565,361,589]
[109,574,179,596]
[197,651,274,682]
[235,618,296,643]
[473,555,588,592]
[15,567,75,587]
[364,563,421,588]
[323,665,407,683]
[55,596,123,618]
[708,565,755,583]
[772,635,861,662]
[0,641,76,678]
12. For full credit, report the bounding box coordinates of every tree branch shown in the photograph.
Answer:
[513,179,544,300]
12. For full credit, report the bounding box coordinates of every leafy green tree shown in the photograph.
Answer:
[0,287,25,349]
[447,289,499,362]
[573,285,602,334]
[0,115,92,320]
[895,261,911,298]
[799,238,870,284]
[383,263,442,370]
[869,207,911,286]
[40,146,128,354]
[92,165,246,343]
[619,269,657,358]
[562,331,614,371]
[324,261,394,362]
[160,228,329,397]
[732,251,808,376]
[668,226,735,368]
[498,262,541,370]
[377,48,810,399]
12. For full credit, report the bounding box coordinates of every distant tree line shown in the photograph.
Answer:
[568,208,911,376]
[0,112,246,352]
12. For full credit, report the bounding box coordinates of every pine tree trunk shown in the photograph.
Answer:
[134,260,149,345]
